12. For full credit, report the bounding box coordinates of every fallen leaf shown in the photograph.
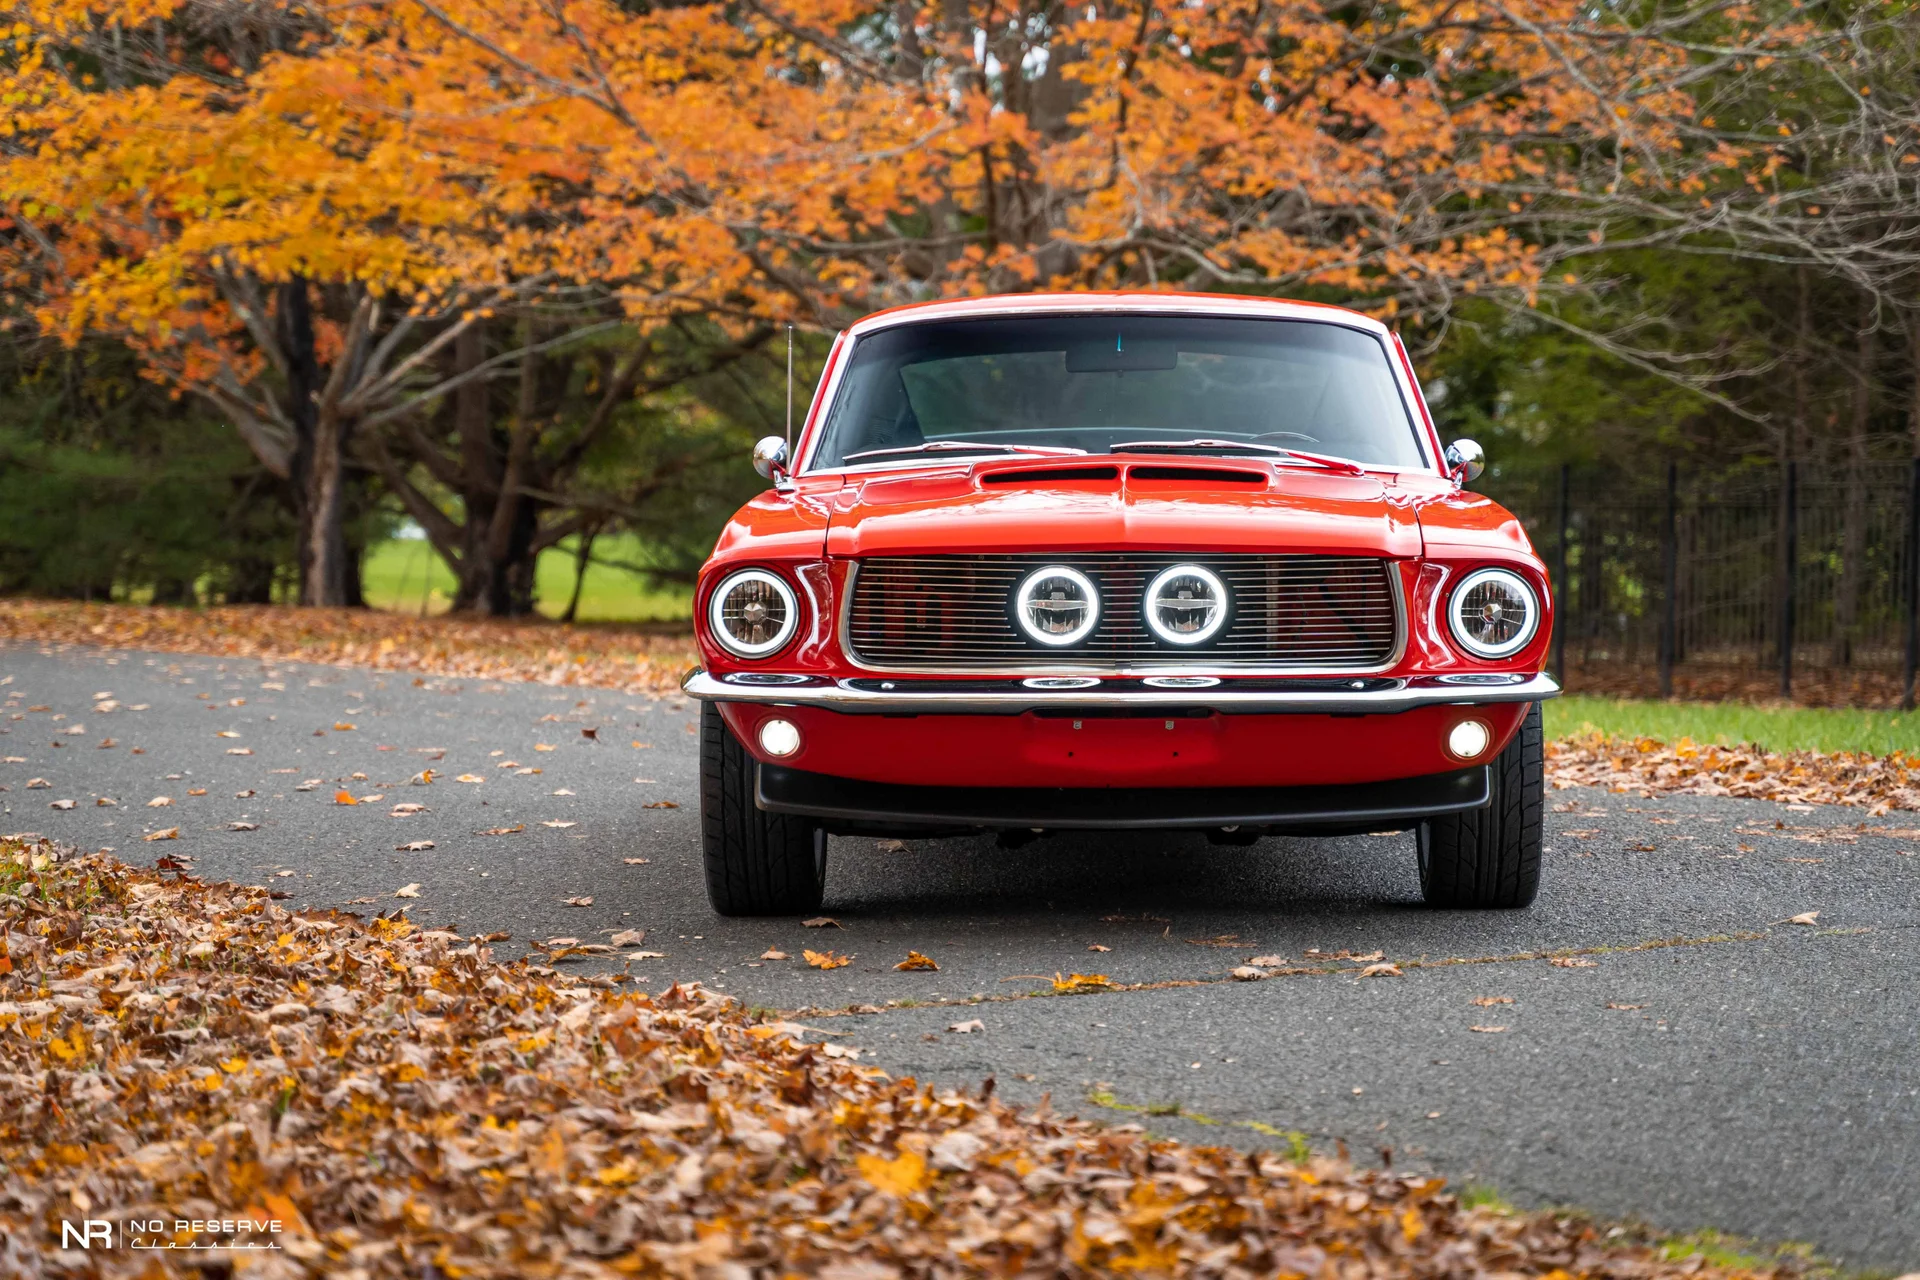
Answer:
[1052,972,1113,992]
[804,949,852,969]
[390,803,429,816]
[476,825,525,836]
[1469,1025,1508,1033]
[1471,996,1514,1007]
[26,778,50,789]
[515,767,542,775]
[334,791,357,805]
[581,727,598,740]
[1356,962,1402,979]
[275,870,293,878]
[346,896,378,905]
[229,822,259,832]
[608,929,646,947]
[760,949,789,961]
[1087,944,1111,952]
[217,730,240,739]
[541,820,577,829]
[96,797,116,807]
[188,788,207,797]
[534,743,556,752]
[1230,965,1266,981]
[235,790,255,798]
[147,796,172,808]
[622,857,650,865]
[1549,957,1598,968]
[98,738,117,749]
[631,741,651,749]
[1606,1002,1646,1010]
[456,774,484,784]
[143,828,179,842]
[394,883,421,898]
[802,917,841,928]
[894,951,939,971]
[334,722,356,731]
[947,1019,985,1034]
[551,788,576,796]
[48,799,76,810]
[875,838,907,852]
[396,840,435,851]
[1247,954,1287,966]
[564,895,594,907]
[1788,911,1820,926]
[641,800,678,809]
[409,770,434,786]
[855,1149,930,1197]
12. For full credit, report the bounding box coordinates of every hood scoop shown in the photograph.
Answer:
[1127,465,1267,485]
[979,464,1120,486]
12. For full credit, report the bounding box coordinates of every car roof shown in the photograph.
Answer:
[844,291,1391,339]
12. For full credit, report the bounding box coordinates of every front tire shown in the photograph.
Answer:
[700,701,828,916]
[1417,702,1544,908]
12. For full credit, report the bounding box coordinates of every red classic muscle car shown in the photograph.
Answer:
[684,293,1556,915]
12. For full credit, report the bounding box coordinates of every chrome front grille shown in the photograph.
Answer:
[844,554,1400,670]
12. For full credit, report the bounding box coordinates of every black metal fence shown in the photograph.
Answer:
[1484,460,1920,707]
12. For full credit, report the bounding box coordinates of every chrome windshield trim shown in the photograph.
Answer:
[684,670,1559,715]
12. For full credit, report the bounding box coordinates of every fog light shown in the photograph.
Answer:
[758,717,801,757]
[1447,719,1491,760]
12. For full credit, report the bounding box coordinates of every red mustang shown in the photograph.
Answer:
[685,294,1556,915]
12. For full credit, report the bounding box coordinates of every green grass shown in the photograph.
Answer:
[361,534,692,623]
[1547,695,1920,756]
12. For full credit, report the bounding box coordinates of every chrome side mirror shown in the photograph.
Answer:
[1445,438,1485,484]
[751,435,790,481]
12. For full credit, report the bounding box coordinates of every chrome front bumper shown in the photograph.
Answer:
[682,670,1559,715]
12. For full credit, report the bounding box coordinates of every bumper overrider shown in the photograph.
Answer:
[684,670,1559,835]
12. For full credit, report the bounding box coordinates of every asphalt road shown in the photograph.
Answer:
[3,640,1917,1269]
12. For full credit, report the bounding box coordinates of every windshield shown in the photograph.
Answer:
[808,314,1428,470]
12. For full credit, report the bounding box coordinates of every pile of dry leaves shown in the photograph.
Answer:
[0,601,697,696]
[3,839,1797,1279]
[1561,659,1908,711]
[1548,734,1920,812]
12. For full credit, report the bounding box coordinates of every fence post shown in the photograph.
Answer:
[1660,462,1677,699]
[1779,460,1797,700]
[1905,456,1920,712]
[1554,463,1570,684]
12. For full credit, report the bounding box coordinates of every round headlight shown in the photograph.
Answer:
[1014,566,1100,647]
[1144,564,1228,645]
[708,569,799,658]
[1448,568,1540,659]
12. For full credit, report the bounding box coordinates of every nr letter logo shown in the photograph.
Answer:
[61,1221,112,1249]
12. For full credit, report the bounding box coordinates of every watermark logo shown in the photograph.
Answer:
[59,1218,283,1251]
[61,1221,112,1249]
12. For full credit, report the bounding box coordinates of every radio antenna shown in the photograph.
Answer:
[784,323,795,451]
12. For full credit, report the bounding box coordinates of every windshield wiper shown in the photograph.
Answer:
[1109,439,1365,475]
[842,441,1088,463]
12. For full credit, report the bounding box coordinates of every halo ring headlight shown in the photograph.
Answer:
[1014,566,1100,647]
[1447,568,1540,659]
[708,568,800,659]
[1143,564,1228,646]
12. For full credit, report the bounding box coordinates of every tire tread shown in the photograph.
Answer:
[1419,703,1543,908]
[700,702,826,916]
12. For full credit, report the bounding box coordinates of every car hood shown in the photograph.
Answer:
[822,462,1423,558]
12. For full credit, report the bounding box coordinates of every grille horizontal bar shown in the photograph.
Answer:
[845,553,1400,670]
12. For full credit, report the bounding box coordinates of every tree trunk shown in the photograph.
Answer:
[300,404,355,607]
[278,278,356,608]
[562,525,598,623]
[1832,297,1874,668]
